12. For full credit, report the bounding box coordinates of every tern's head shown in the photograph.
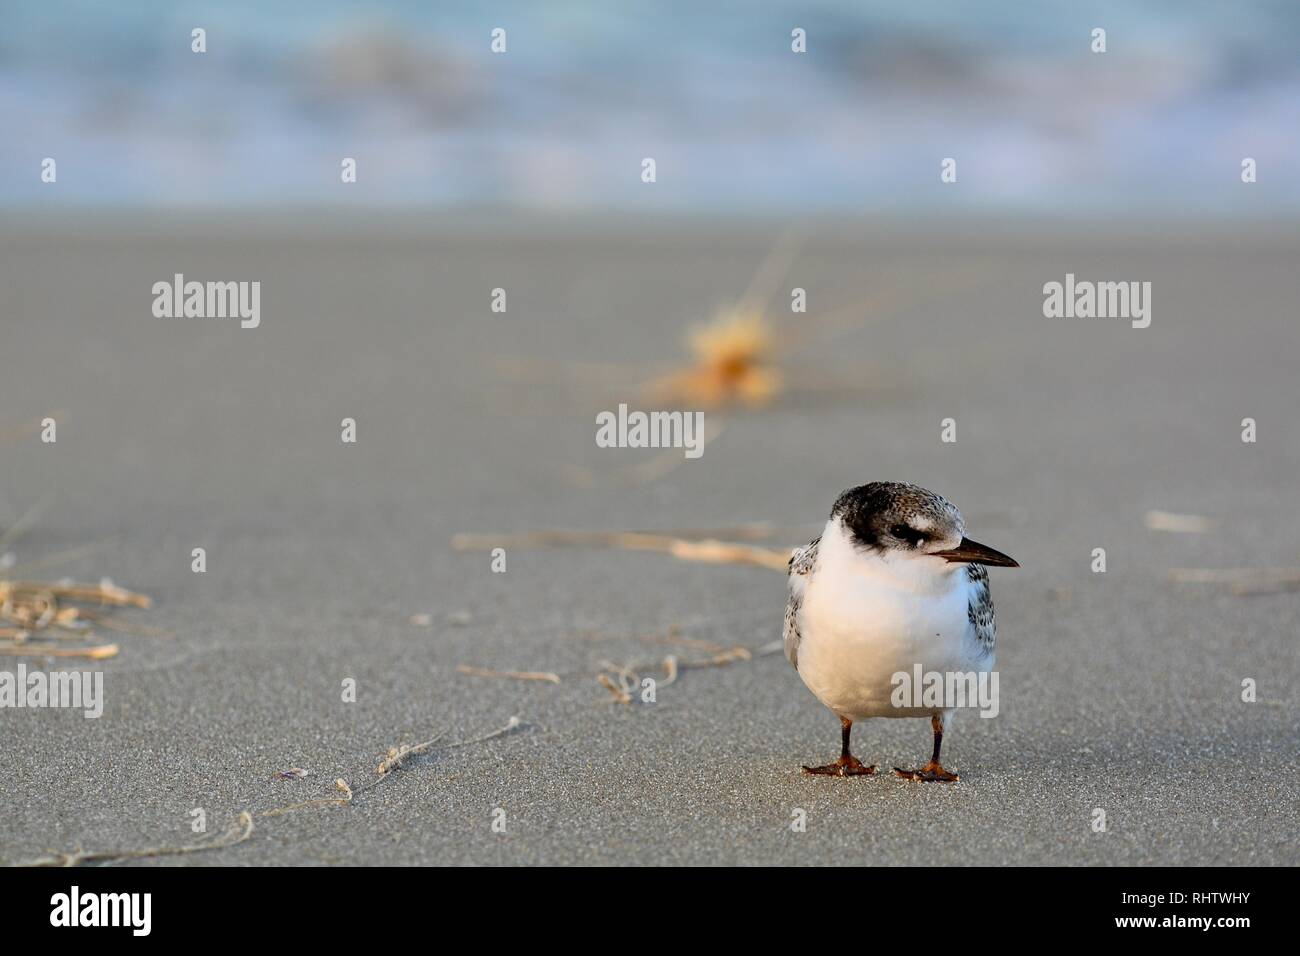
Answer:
[830,481,1018,567]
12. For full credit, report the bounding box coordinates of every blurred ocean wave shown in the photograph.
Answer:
[2,0,1298,211]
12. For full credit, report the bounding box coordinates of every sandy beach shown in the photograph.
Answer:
[1,217,1296,866]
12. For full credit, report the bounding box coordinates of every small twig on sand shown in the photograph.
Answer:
[446,715,527,749]
[597,659,639,704]
[635,626,727,654]
[2,580,150,609]
[598,672,632,703]
[376,731,450,775]
[678,646,753,669]
[0,642,119,659]
[14,812,254,868]
[457,665,562,685]
[663,539,790,571]
[261,779,356,817]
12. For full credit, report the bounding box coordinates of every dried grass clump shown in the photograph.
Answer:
[0,578,153,659]
[644,310,784,409]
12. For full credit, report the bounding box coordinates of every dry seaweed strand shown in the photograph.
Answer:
[457,665,562,685]
[598,672,632,704]
[0,642,119,659]
[15,812,254,868]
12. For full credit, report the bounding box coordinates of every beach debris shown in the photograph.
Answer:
[1144,510,1215,533]
[448,714,527,749]
[590,634,771,704]
[643,311,783,409]
[661,538,789,571]
[0,642,119,659]
[0,576,153,660]
[377,731,449,775]
[0,496,157,657]
[458,665,562,685]
[274,767,311,780]
[260,785,353,817]
[597,659,637,703]
[14,812,254,868]
[598,672,632,704]
[409,612,433,627]
[266,716,529,817]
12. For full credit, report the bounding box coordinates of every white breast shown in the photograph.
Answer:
[795,520,992,720]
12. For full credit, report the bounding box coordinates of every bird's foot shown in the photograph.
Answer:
[893,761,959,782]
[801,755,876,777]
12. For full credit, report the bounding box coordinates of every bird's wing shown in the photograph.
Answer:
[966,563,995,652]
[783,535,820,669]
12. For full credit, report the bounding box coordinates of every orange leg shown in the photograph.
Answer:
[802,716,876,776]
[894,714,959,782]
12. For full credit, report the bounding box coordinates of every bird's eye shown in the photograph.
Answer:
[890,524,925,544]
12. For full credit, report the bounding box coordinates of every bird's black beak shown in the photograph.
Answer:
[933,537,1019,567]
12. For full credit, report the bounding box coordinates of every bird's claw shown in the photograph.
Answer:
[801,756,876,776]
[893,761,959,782]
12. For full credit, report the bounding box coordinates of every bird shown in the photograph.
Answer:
[784,481,1018,781]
